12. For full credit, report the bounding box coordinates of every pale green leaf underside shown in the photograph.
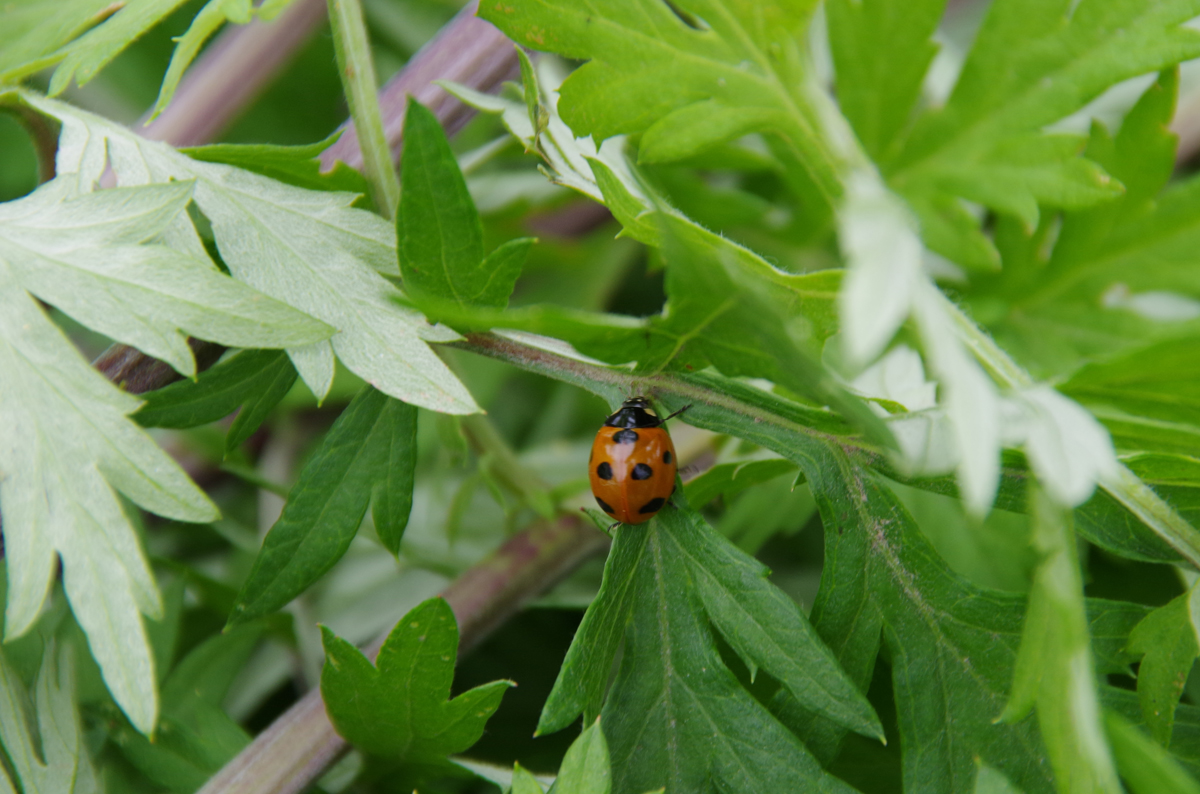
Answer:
[0,645,98,794]
[0,273,219,734]
[0,178,333,375]
[15,90,479,414]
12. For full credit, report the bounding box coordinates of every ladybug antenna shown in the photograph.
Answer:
[661,404,692,424]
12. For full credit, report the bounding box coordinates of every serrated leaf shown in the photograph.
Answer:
[672,507,883,740]
[891,0,1200,234]
[1127,583,1200,746]
[0,267,224,733]
[135,349,298,454]
[987,69,1188,376]
[596,507,860,794]
[229,386,417,624]
[478,0,839,213]
[537,511,646,734]
[47,0,189,93]
[0,178,332,376]
[0,643,95,794]
[397,100,532,314]
[12,90,479,414]
[0,0,113,80]
[320,598,512,761]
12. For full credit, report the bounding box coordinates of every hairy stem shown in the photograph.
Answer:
[196,516,607,794]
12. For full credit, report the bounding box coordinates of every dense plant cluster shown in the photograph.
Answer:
[2,0,1200,792]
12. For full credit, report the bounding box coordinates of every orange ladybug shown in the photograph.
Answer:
[589,397,690,525]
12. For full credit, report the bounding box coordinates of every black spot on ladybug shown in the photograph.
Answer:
[662,450,672,464]
[596,462,613,480]
[632,463,653,480]
[596,496,616,514]
[613,429,639,444]
[639,497,665,514]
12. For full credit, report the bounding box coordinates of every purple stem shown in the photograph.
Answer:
[137,0,329,147]
[318,0,519,172]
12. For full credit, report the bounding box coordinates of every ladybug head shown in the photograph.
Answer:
[604,396,660,428]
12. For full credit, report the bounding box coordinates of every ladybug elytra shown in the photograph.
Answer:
[589,397,690,525]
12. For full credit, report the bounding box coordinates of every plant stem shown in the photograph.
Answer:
[196,515,608,794]
[318,0,520,172]
[326,0,400,218]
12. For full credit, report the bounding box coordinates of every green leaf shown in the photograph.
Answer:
[146,0,294,118]
[478,0,839,213]
[229,386,418,624]
[182,134,371,199]
[986,69,1188,376]
[1062,336,1200,434]
[0,268,222,733]
[1106,711,1200,794]
[1127,583,1200,746]
[1000,480,1121,793]
[0,178,332,376]
[891,1,1200,234]
[785,438,1143,790]
[683,458,799,509]
[0,0,112,81]
[552,718,611,794]
[537,510,647,735]
[12,90,479,414]
[826,0,947,162]
[975,761,1027,794]
[112,627,259,792]
[0,643,97,794]
[320,598,512,760]
[672,506,883,740]
[596,508,860,794]
[135,349,298,455]
[513,763,546,794]
[229,386,417,628]
[398,99,530,312]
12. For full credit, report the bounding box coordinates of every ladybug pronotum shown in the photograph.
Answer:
[589,397,690,525]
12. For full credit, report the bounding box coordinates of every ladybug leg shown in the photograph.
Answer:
[660,404,693,424]
[608,520,621,532]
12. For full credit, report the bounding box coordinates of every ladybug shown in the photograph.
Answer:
[589,397,691,525]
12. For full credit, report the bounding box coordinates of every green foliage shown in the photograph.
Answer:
[4,90,479,414]
[398,99,532,315]
[5,0,1200,792]
[542,503,879,791]
[230,385,417,626]
[0,173,327,733]
[1128,583,1200,746]
[135,349,298,454]
[0,644,98,793]
[320,597,511,761]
